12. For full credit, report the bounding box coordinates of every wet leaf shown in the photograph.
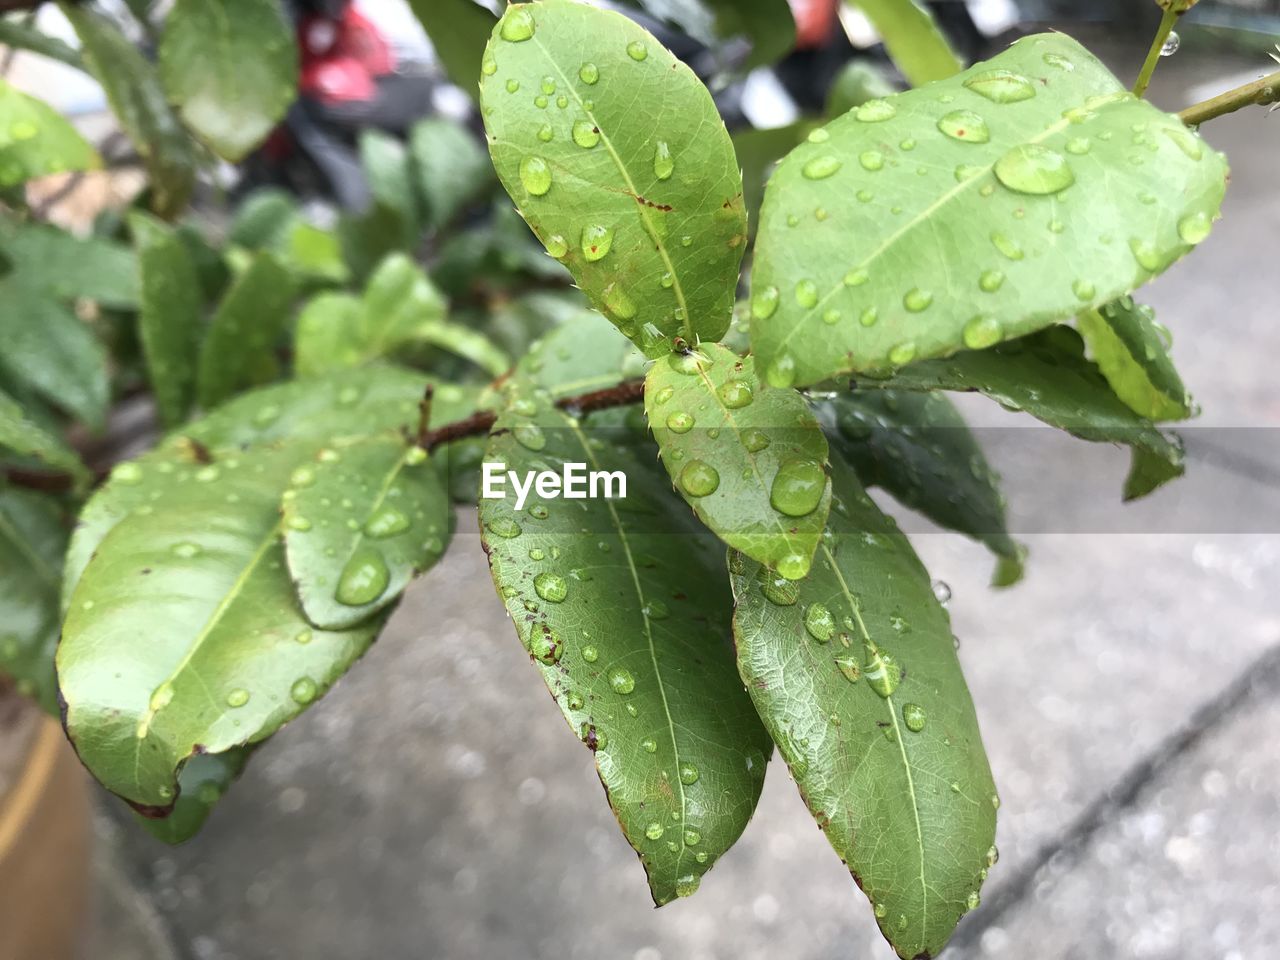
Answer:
[0,386,88,484]
[824,389,1024,585]
[645,343,830,581]
[131,212,203,428]
[479,384,772,905]
[1077,296,1190,421]
[849,0,963,87]
[0,221,137,309]
[407,0,496,102]
[282,437,452,630]
[751,33,1228,388]
[480,0,747,357]
[0,77,98,185]
[862,326,1184,500]
[361,130,420,245]
[731,452,996,959]
[135,748,252,844]
[159,0,298,161]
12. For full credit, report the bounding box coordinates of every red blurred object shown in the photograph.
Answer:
[790,0,840,50]
[298,5,395,105]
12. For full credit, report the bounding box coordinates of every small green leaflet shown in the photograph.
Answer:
[409,118,495,230]
[1077,297,1191,421]
[848,0,964,87]
[479,383,772,905]
[135,748,252,844]
[282,437,452,630]
[407,0,496,102]
[131,212,203,428]
[0,78,99,185]
[480,0,747,357]
[0,221,138,309]
[823,389,1024,585]
[361,130,421,244]
[731,452,997,959]
[861,326,1185,501]
[0,385,88,484]
[750,33,1228,388]
[159,0,299,161]
[645,343,831,581]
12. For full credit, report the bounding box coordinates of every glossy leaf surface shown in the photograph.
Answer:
[824,390,1023,585]
[479,384,772,905]
[282,437,452,630]
[159,0,298,161]
[646,343,831,581]
[862,327,1184,500]
[751,34,1228,388]
[480,0,747,357]
[1077,296,1190,421]
[731,453,997,959]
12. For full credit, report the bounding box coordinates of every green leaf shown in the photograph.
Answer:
[131,212,203,428]
[1077,296,1190,422]
[0,386,88,483]
[430,201,569,299]
[732,121,807,232]
[848,0,964,87]
[826,60,897,119]
[0,280,109,430]
[407,0,496,102]
[750,33,1229,388]
[0,77,98,185]
[280,220,350,284]
[229,189,299,249]
[645,343,830,580]
[0,486,68,713]
[619,0,796,70]
[159,0,298,161]
[135,748,251,844]
[62,4,197,218]
[58,441,391,811]
[412,322,511,378]
[863,326,1184,501]
[480,0,747,357]
[338,202,408,283]
[479,387,772,905]
[282,437,451,630]
[409,117,495,230]
[197,252,296,410]
[513,306,643,398]
[0,221,137,308]
[361,129,420,244]
[0,18,85,71]
[823,390,1023,585]
[730,452,997,959]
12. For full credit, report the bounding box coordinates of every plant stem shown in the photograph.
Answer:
[1134,7,1180,98]
[1179,68,1280,126]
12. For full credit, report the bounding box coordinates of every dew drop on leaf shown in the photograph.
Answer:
[994,144,1075,195]
[802,155,842,180]
[963,69,1036,104]
[519,156,552,196]
[770,459,826,518]
[937,110,990,143]
[579,62,599,84]
[571,119,600,149]
[581,224,614,261]
[533,572,568,603]
[499,7,535,42]
[335,546,391,606]
[854,99,896,122]
[679,460,720,498]
[653,140,674,180]
[804,603,835,642]
[626,40,647,61]
[290,678,318,705]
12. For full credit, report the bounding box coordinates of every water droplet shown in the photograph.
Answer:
[1043,51,1074,70]
[404,446,428,466]
[536,123,554,143]
[719,380,753,408]
[579,61,599,84]
[500,7,535,40]
[902,703,927,732]
[994,144,1075,195]
[365,506,410,539]
[990,232,1024,261]
[835,656,861,683]
[645,821,664,840]
[519,156,552,196]
[486,517,522,539]
[1178,211,1212,246]
[844,268,869,288]
[534,94,548,109]
[1161,30,1180,57]
[653,141,674,180]
[626,40,648,61]
[684,828,701,846]
[572,119,600,149]
[807,128,830,144]
[290,677,318,705]
[889,342,918,366]
[675,875,701,898]
[860,307,879,327]
[986,844,1000,867]
[802,154,842,180]
[288,515,313,532]
[859,150,884,172]
[741,428,771,453]
[1065,136,1091,155]
[679,762,699,785]
[171,542,201,559]
[335,546,391,606]
[226,688,250,708]
[680,461,720,498]
[577,643,599,664]
[964,69,1036,103]
[514,424,547,451]
[751,285,780,320]
[581,224,614,261]
[864,643,902,698]
[979,269,1005,293]
[804,603,836,642]
[760,571,799,606]
[966,890,981,911]
[112,462,143,485]
[505,78,520,94]
[963,315,1003,350]
[770,459,826,518]
[855,98,896,122]
[1129,237,1167,272]
[603,281,637,321]
[937,110,990,143]
[1073,279,1096,301]
[903,289,933,313]
[666,411,694,434]
[874,903,887,920]
[534,572,568,603]
[529,624,564,664]
[607,666,636,695]
[545,234,568,259]
[1163,125,1203,161]
[765,354,796,388]
[482,57,497,76]
[795,279,819,309]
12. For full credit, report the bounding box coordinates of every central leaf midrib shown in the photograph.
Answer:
[530,33,694,343]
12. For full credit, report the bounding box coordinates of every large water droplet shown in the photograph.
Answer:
[775,553,810,581]
[603,282,637,320]
[1178,211,1212,246]
[964,69,1036,104]
[519,156,552,196]
[666,411,694,434]
[226,688,250,708]
[572,119,600,149]
[804,603,835,642]
[963,315,1003,350]
[903,288,933,313]
[499,7,535,42]
[626,40,648,61]
[365,506,410,538]
[765,354,796,389]
[835,656,861,683]
[1129,237,1168,272]
[801,153,842,181]
[680,461,720,498]
[1160,30,1180,57]
[529,624,564,664]
[654,141,674,180]
[581,224,614,261]
[486,517,522,539]
[937,110,990,143]
[718,380,753,409]
[679,762,699,785]
[770,460,825,518]
[760,571,799,606]
[514,423,547,451]
[859,150,885,172]
[751,285,780,320]
[990,232,1024,261]
[545,234,568,259]
[609,667,636,695]
[645,821,665,840]
[795,279,819,309]
[741,428,771,453]
[888,342,918,366]
[534,572,568,603]
[675,874,701,898]
[863,642,902,698]
[336,546,391,606]
[855,98,896,122]
[902,703,927,732]
[291,677,318,705]
[994,144,1075,195]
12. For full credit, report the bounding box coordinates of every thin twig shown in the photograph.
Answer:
[1133,7,1180,98]
[1180,67,1280,126]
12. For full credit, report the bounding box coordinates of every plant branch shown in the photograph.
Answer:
[1179,67,1280,126]
[1133,7,1180,98]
